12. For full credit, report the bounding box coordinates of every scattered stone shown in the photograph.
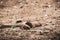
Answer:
[16,20,22,23]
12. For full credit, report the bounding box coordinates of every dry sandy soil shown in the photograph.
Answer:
[0,0,60,40]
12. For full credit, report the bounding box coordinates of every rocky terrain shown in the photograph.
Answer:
[0,0,60,40]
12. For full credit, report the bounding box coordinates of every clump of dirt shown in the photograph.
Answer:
[53,0,60,8]
[0,0,18,7]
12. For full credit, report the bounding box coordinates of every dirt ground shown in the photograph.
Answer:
[0,0,60,40]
